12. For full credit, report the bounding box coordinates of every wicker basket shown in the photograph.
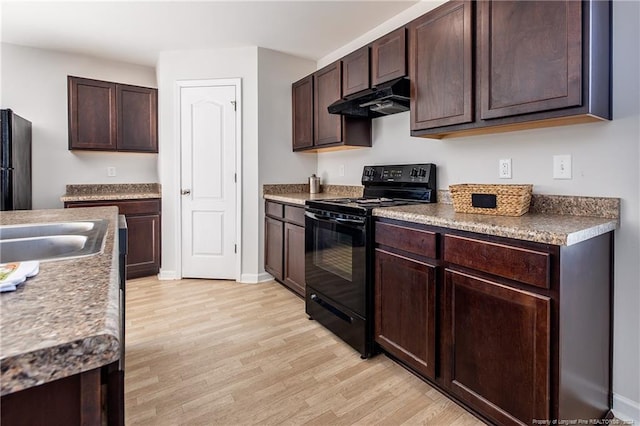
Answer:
[449,184,533,216]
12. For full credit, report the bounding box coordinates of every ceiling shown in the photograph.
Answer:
[1,1,420,68]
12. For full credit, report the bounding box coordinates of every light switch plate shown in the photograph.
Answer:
[553,155,572,179]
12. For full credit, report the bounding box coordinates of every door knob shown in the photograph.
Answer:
[181,189,191,195]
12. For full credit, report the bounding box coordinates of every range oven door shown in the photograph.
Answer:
[305,208,367,316]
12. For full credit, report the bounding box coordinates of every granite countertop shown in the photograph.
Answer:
[263,184,619,246]
[0,207,121,396]
[263,183,363,206]
[61,183,161,202]
[373,198,619,246]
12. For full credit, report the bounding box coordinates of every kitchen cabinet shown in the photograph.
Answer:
[443,269,550,425]
[292,75,314,150]
[1,362,122,426]
[68,76,158,152]
[292,62,371,152]
[374,222,438,380]
[65,198,161,279]
[409,0,473,130]
[371,27,407,86]
[410,0,611,138]
[264,200,305,296]
[265,217,284,281]
[442,234,554,425]
[374,218,613,425]
[478,0,581,120]
[342,46,370,97]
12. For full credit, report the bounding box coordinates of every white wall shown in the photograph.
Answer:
[257,47,317,278]
[156,47,258,280]
[316,1,640,421]
[0,43,158,209]
[156,47,316,282]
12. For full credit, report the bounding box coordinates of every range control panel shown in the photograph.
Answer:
[361,163,436,186]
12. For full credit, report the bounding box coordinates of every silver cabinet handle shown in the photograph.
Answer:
[181,189,191,195]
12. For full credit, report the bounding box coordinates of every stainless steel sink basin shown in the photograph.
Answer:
[0,220,108,263]
[0,221,95,240]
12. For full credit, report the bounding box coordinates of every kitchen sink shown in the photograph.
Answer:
[0,221,95,240]
[0,220,108,263]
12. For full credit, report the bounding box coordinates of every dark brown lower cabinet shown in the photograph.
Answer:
[264,216,284,281]
[264,201,305,297]
[444,269,550,425]
[284,222,305,296]
[65,199,161,279]
[1,362,122,426]
[374,218,613,425]
[375,249,437,380]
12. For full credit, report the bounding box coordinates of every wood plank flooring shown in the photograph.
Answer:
[125,277,486,425]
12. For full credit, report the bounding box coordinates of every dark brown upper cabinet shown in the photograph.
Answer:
[342,46,370,97]
[314,62,343,146]
[479,0,582,119]
[372,27,407,86]
[292,75,314,150]
[290,61,370,152]
[116,84,158,152]
[68,76,158,153]
[411,0,611,139]
[68,77,117,151]
[409,0,473,131]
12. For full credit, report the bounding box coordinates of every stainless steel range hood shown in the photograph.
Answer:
[327,77,410,118]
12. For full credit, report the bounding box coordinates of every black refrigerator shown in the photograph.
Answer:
[1,109,32,211]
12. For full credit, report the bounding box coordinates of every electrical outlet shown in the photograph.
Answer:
[553,155,572,179]
[107,166,116,177]
[339,164,345,177]
[499,158,512,179]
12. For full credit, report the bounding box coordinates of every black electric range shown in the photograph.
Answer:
[304,164,437,358]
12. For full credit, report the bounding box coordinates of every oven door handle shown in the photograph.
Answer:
[305,211,333,221]
[305,211,366,228]
[335,217,366,226]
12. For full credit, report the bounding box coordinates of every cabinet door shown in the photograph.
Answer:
[371,27,406,86]
[342,46,370,97]
[409,1,473,131]
[292,75,314,151]
[479,0,582,119]
[375,249,437,380]
[314,62,343,146]
[265,216,284,281]
[126,214,161,279]
[68,76,117,150]
[117,84,158,153]
[284,223,305,296]
[444,269,550,425]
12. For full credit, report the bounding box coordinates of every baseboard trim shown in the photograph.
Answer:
[158,270,179,280]
[614,392,640,424]
[239,272,274,284]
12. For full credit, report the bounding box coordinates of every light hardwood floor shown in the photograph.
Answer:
[125,277,486,425]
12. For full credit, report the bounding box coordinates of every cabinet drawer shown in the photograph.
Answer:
[284,205,305,226]
[265,201,284,219]
[375,222,437,259]
[444,235,550,289]
[66,199,160,215]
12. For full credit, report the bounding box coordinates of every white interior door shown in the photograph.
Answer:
[180,82,237,279]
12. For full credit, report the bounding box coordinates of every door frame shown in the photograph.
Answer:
[174,78,243,281]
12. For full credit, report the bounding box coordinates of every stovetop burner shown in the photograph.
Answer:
[306,163,437,215]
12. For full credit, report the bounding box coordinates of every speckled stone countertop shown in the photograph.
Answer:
[263,185,619,246]
[60,183,161,202]
[0,207,120,396]
[263,184,363,206]
[374,195,619,246]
